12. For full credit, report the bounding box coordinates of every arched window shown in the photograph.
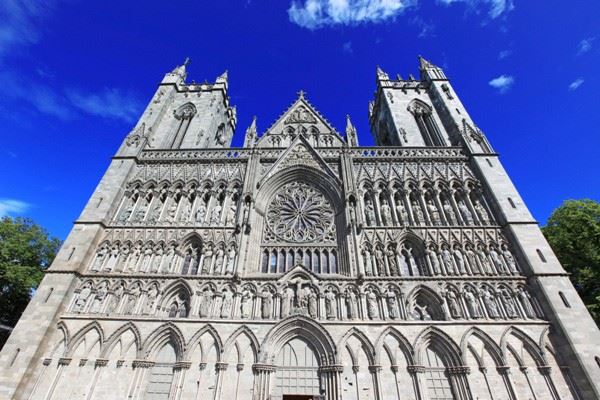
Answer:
[261,250,269,273]
[408,100,446,147]
[270,252,278,273]
[424,346,456,400]
[171,103,196,149]
[274,339,320,397]
[145,343,177,399]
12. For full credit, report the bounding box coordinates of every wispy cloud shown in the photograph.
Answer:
[0,198,30,217]
[498,49,511,60]
[0,0,54,58]
[411,16,435,38]
[568,78,584,91]
[342,41,353,54]
[67,88,144,123]
[577,37,594,55]
[438,0,514,19]
[488,74,514,93]
[288,0,415,29]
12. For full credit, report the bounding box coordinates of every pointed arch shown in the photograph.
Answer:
[414,326,463,367]
[460,327,504,367]
[142,323,185,362]
[101,322,142,359]
[67,321,104,357]
[374,326,414,365]
[223,325,260,364]
[184,323,223,362]
[500,326,546,367]
[337,327,376,365]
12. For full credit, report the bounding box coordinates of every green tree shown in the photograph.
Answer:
[0,217,61,340]
[542,199,600,325]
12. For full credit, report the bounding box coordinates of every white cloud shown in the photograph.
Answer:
[498,49,511,60]
[0,198,30,217]
[577,37,594,55]
[568,78,584,91]
[288,0,415,29]
[0,0,55,59]
[488,74,514,93]
[66,88,144,123]
[438,0,514,19]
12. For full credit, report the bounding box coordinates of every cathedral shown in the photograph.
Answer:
[2,57,600,400]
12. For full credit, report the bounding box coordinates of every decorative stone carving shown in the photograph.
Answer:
[324,289,336,320]
[364,199,376,226]
[284,105,317,124]
[366,289,379,320]
[74,282,92,312]
[385,287,400,319]
[261,288,273,319]
[199,287,213,318]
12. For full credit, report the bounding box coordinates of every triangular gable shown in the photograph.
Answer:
[259,135,341,186]
[278,264,321,285]
[256,93,345,148]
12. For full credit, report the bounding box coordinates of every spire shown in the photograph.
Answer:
[417,55,447,81]
[163,57,189,84]
[297,89,306,99]
[345,115,359,146]
[376,66,389,81]
[244,116,257,148]
[418,55,434,70]
[216,70,228,84]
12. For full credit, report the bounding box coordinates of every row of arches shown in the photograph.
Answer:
[28,320,578,400]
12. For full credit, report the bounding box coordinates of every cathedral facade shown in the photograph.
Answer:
[1,58,600,400]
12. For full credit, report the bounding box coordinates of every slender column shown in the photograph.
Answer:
[172,361,192,400]
[44,357,71,400]
[252,364,275,400]
[478,367,495,400]
[538,366,561,400]
[403,191,415,225]
[372,191,383,226]
[407,365,425,400]
[432,190,446,225]
[193,363,207,400]
[130,360,155,400]
[320,365,343,400]
[352,366,360,400]
[447,366,472,400]
[463,190,481,225]
[85,358,109,400]
[27,358,52,400]
[213,362,228,400]
[497,366,519,400]
[391,366,402,400]
[369,365,383,400]
[520,367,539,400]
[418,190,432,225]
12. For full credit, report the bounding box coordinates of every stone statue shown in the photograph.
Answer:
[144,284,159,315]
[123,284,140,315]
[366,290,379,319]
[104,245,120,272]
[489,247,507,274]
[195,203,207,223]
[465,245,479,275]
[386,288,399,319]
[363,248,374,276]
[161,245,176,274]
[167,202,178,221]
[325,290,336,319]
[374,246,385,276]
[199,288,213,317]
[473,198,490,224]
[346,290,358,319]
[426,199,441,225]
[281,287,294,318]
[386,245,399,276]
[426,247,441,275]
[212,292,223,318]
[226,203,237,225]
[91,246,108,271]
[380,200,393,226]
[453,246,467,275]
[502,245,518,274]
[411,200,424,225]
[446,290,461,318]
[118,207,132,222]
[139,245,153,273]
[106,283,124,314]
[364,199,376,226]
[261,288,273,319]
[179,200,191,222]
[74,283,92,312]
[240,289,253,319]
[464,290,482,318]
[308,288,318,318]
[221,290,234,318]
[442,199,456,224]
[201,245,213,274]
[477,246,493,275]
[396,198,408,224]
[501,290,517,318]
[457,199,474,225]
[214,246,225,275]
[126,245,141,273]
[518,288,536,318]
[210,204,222,224]
[225,245,236,275]
[151,245,164,273]
[187,247,199,275]
[482,288,500,318]
[90,282,108,313]
[148,202,163,222]
[441,246,455,275]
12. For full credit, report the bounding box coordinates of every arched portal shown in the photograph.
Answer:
[273,338,321,398]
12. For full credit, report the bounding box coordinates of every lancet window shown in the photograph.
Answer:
[407,100,446,146]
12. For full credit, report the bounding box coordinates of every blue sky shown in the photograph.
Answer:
[0,0,598,240]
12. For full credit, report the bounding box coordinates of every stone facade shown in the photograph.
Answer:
[1,57,600,400]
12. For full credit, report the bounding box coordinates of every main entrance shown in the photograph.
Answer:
[273,338,321,399]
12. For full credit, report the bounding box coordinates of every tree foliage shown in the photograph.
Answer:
[542,199,600,324]
[0,217,61,328]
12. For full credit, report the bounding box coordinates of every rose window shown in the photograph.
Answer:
[266,182,335,243]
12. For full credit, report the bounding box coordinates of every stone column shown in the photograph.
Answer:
[128,360,155,400]
[407,365,425,400]
[44,357,71,400]
[27,358,52,400]
[193,363,207,400]
[319,365,343,400]
[252,364,275,400]
[538,366,561,400]
[447,366,472,400]
[497,366,519,400]
[369,365,383,400]
[213,362,228,400]
[85,358,109,400]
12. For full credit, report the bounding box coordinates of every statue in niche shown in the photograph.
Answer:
[297,286,308,310]
[362,247,374,276]
[489,246,507,274]
[374,246,385,276]
[144,284,159,315]
[221,289,233,318]
[380,199,393,226]
[386,244,399,276]
[473,198,491,224]
[151,245,164,273]
[214,245,225,275]
[441,245,455,275]
[117,245,130,272]
[364,199,376,226]
[477,245,493,274]
[441,199,456,225]
[457,199,474,225]
[118,207,132,222]
[501,290,518,318]
[148,201,163,222]
[396,198,408,224]
[517,288,536,318]
[281,286,294,318]
[446,290,462,318]
[107,283,124,313]
[366,289,379,319]
[187,246,199,275]
[453,246,467,275]
[199,287,213,317]
[74,282,93,312]
[201,244,213,274]
[426,199,441,225]
[405,246,418,275]
[261,288,273,319]
[160,245,176,273]
[465,245,479,274]
[464,290,482,318]
[91,246,108,272]
[482,288,500,318]
[195,202,207,223]
[399,250,410,276]
[385,288,399,319]
[90,282,108,313]
[324,289,336,319]
[210,203,222,224]
[179,200,191,222]
[104,245,120,272]
[225,245,236,275]
[426,246,441,275]
[346,289,358,319]
[139,245,153,273]
[240,289,253,319]
[133,202,147,221]
[123,284,140,315]
[212,291,223,317]
[502,245,518,274]
[126,244,141,273]
[411,200,424,225]
[308,288,318,318]
[167,201,178,221]
[226,202,237,225]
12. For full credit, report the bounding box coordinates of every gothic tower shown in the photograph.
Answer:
[1,58,599,400]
